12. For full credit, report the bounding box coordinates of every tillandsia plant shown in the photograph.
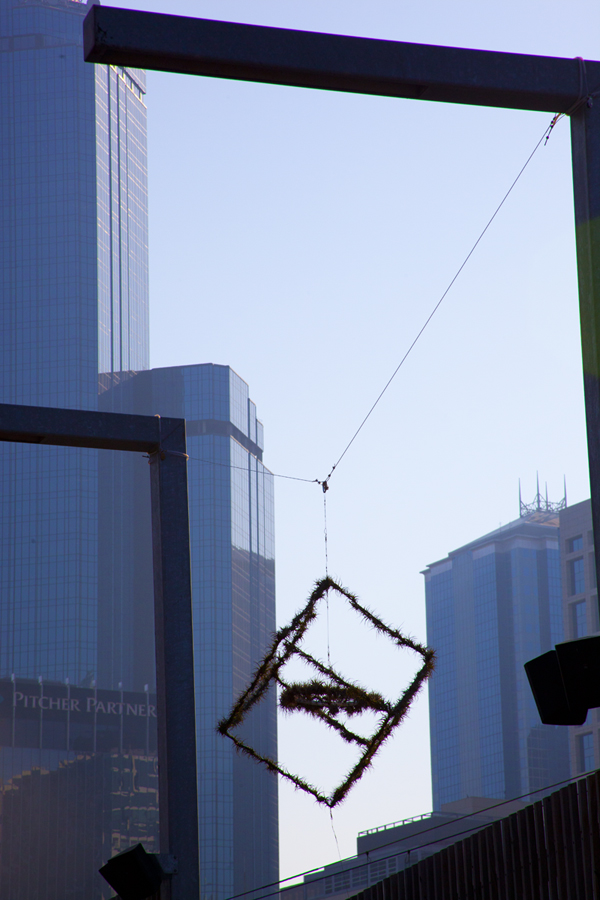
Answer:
[217,577,435,808]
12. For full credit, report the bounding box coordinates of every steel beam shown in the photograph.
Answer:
[0,401,163,452]
[0,402,199,900]
[83,6,600,114]
[82,8,600,566]
[80,4,600,882]
[149,418,199,900]
[572,103,600,622]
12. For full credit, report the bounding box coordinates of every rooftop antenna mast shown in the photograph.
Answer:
[520,476,567,517]
[519,478,523,517]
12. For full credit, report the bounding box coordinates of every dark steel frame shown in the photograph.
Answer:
[81,7,600,896]
[0,402,199,900]
[83,6,600,590]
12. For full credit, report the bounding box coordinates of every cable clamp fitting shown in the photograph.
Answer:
[148,449,189,463]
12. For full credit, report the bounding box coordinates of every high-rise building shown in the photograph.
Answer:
[0,0,148,684]
[99,363,279,900]
[0,678,158,900]
[423,494,570,810]
[0,2,278,896]
[558,498,600,775]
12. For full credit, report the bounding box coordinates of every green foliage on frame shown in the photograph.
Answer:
[218,577,435,808]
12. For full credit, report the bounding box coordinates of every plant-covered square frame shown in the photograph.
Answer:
[218,577,435,808]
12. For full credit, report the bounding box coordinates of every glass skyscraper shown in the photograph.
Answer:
[100,364,279,900]
[0,0,148,684]
[0,678,159,900]
[0,2,278,897]
[423,507,570,810]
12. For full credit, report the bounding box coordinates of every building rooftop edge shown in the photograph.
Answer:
[422,511,561,573]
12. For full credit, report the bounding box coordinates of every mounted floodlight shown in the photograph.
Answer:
[525,634,600,726]
[99,843,165,900]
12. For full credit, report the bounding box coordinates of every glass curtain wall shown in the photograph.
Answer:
[0,0,148,685]
[0,2,150,897]
[424,512,569,808]
[99,363,279,900]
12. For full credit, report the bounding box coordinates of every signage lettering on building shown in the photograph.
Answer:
[0,680,157,721]
[10,692,156,717]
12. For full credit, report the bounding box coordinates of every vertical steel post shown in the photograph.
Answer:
[571,101,600,616]
[149,416,199,900]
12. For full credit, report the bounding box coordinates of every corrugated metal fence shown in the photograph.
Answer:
[351,771,600,899]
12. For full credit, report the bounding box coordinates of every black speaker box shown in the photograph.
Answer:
[524,648,588,726]
[99,843,163,900]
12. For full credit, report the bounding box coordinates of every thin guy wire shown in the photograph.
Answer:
[222,768,592,900]
[191,108,550,496]
[329,808,342,861]
[324,492,331,665]
[323,492,329,578]
[187,455,318,484]
[322,117,558,486]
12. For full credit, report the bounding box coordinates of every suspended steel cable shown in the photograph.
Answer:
[321,116,560,488]
[188,117,560,496]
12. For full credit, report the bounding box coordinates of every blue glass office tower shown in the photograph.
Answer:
[423,508,570,809]
[0,0,148,684]
[99,364,279,900]
[0,3,278,895]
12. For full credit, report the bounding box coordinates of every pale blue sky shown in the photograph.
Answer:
[105,0,599,882]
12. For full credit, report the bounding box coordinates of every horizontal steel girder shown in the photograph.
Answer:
[0,401,181,453]
[84,5,600,113]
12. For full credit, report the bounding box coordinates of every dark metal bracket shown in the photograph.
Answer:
[0,402,199,900]
[83,6,600,600]
[81,6,600,892]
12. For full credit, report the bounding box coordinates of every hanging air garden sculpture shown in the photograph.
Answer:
[218,577,435,808]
